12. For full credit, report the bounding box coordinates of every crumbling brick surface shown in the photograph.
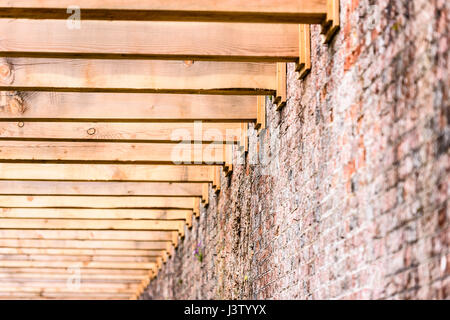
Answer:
[141,0,449,300]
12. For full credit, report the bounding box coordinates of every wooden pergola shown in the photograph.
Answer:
[0,0,339,300]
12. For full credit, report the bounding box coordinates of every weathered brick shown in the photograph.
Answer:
[141,0,449,300]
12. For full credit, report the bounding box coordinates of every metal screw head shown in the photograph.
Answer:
[87,127,96,135]
[17,122,24,128]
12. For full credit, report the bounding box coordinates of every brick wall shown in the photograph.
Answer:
[141,0,449,300]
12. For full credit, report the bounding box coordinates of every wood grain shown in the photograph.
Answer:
[0,229,176,241]
[0,141,228,164]
[0,164,215,182]
[0,219,185,232]
[0,121,244,143]
[0,208,192,220]
[0,260,156,270]
[0,0,327,23]
[0,239,171,250]
[0,92,257,122]
[0,248,165,257]
[0,181,204,196]
[0,19,299,62]
[0,254,158,263]
[1,58,276,94]
[0,271,147,281]
[0,195,198,209]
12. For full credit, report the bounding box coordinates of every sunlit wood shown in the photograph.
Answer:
[0,195,199,209]
[0,1,327,23]
[0,92,257,122]
[1,58,276,94]
[0,20,298,62]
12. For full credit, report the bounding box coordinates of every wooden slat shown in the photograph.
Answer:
[0,281,138,289]
[0,267,149,276]
[256,96,266,130]
[0,254,158,263]
[0,181,204,196]
[321,0,340,43]
[0,286,137,294]
[3,297,129,300]
[193,198,200,218]
[297,24,311,79]
[0,121,244,143]
[240,123,249,152]
[275,63,287,110]
[0,1,327,23]
[0,19,298,62]
[0,260,156,270]
[1,58,276,94]
[0,239,171,250]
[0,272,146,281]
[224,144,234,175]
[0,230,176,241]
[0,293,132,299]
[0,141,228,164]
[0,208,192,220]
[202,184,209,206]
[0,219,185,232]
[0,195,198,209]
[2,297,128,300]
[0,92,257,122]
[0,248,165,257]
[0,164,214,182]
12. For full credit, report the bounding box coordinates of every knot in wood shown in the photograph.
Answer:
[0,61,14,85]
[6,95,25,115]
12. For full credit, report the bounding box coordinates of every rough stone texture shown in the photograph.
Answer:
[141,0,449,300]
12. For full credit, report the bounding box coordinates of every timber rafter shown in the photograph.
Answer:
[0,0,339,300]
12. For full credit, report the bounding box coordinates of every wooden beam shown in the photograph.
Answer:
[0,248,166,258]
[0,229,176,241]
[224,144,234,175]
[193,198,201,218]
[321,0,340,43]
[202,184,209,206]
[0,208,192,220]
[256,96,266,131]
[212,166,221,193]
[0,219,185,234]
[241,123,249,153]
[275,63,287,110]
[0,239,171,250]
[0,286,137,294]
[0,260,157,270]
[0,293,132,300]
[0,58,276,95]
[0,141,228,164]
[0,1,327,24]
[0,254,158,263]
[0,272,146,281]
[0,181,204,196]
[0,281,138,289]
[0,20,299,62]
[0,267,149,276]
[297,24,311,79]
[0,195,199,210]
[0,164,215,183]
[186,211,193,229]
[0,92,257,122]
[0,122,245,144]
